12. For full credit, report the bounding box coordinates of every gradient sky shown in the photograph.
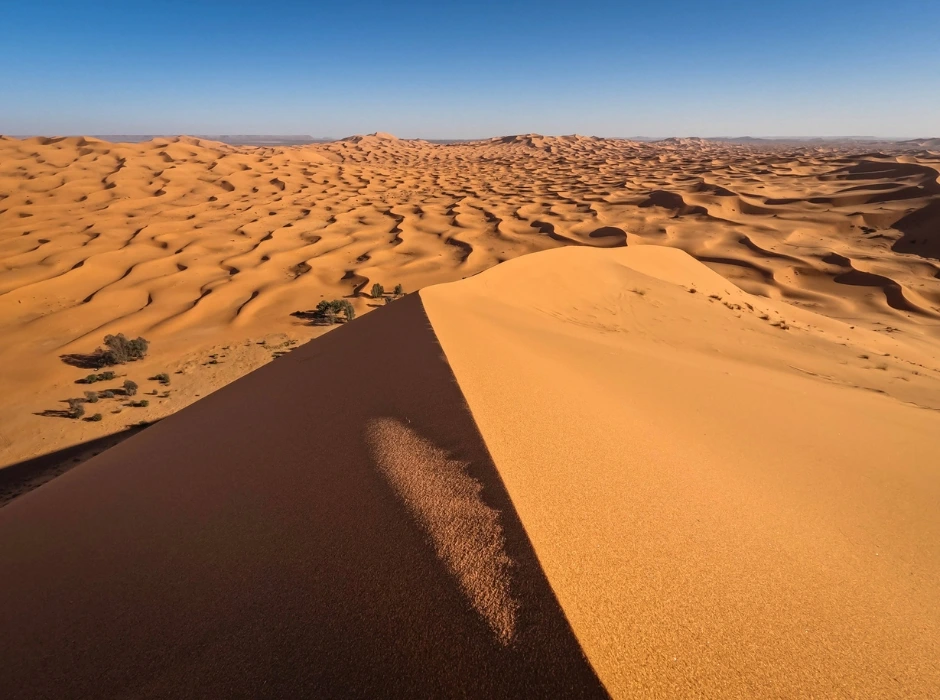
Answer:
[2,0,938,138]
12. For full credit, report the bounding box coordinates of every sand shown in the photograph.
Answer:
[0,238,938,695]
[1,134,939,477]
[421,246,940,697]
[0,294,607,698]
[1,132,939,695]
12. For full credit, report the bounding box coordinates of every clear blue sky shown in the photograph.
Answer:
[2,0,938,138]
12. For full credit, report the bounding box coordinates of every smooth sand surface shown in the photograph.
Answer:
[422,245,940,697]
[2,134,939,474]
[0,294,607,699]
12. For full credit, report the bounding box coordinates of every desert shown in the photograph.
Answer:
[2,134,939,481]
[1,132,939,697]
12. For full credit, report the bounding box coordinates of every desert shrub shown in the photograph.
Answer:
[310,299,357,324]
[101,390,115,399]
[152,373,171,385]
[87,413,103,422]
[83,374,99,384]
[131,399,150,408]
[370,282,385,299]
[123,379,138,397]
[339,299,355,322]
[99,371,115,380]
[393,283,404,297]
[84,391,99,403]
[101,333,150,365]
[383,296,392,305]
[66,398,85,419]
[314,299,337,324]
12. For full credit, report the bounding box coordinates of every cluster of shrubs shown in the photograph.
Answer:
[370,283,405,300]
[64,380,140,420]
[80,370,116,384]
[82,333,150,368]
[313,299,356,324]
[151,373,171,386]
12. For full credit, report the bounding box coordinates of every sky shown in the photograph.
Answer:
[1,0,939,139]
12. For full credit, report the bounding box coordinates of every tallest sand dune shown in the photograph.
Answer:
[2,245,940,697]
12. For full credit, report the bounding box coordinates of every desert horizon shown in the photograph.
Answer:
[2,0,939,697]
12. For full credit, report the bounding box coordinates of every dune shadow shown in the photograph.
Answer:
[588,226,627,246]
[0,425,151,508]
[891,200,940,260]
[0,294,609,699]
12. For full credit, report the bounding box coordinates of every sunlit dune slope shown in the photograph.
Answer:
[422,245,940,698]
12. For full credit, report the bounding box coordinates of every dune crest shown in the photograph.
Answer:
[367,417,518,644]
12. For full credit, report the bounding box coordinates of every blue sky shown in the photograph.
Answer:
[1,0,938,138]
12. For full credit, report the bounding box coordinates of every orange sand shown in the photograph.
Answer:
[2,134,939,472]
[422,245,940,697]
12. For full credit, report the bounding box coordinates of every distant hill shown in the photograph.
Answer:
[899,137,940,149]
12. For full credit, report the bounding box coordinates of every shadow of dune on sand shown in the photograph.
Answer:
[891,199,940,260]
[0,294,608,699]
[0,426,150,508]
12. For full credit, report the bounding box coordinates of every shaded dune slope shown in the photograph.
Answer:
[422,246,940,698]
[0,294,606,699]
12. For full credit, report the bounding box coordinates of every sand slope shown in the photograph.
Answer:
[2,135,939,472]
[0,294,606,699]
[422,246,940,698]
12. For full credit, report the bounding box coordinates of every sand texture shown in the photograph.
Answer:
[422,245,940,698]
[1,134,939,475]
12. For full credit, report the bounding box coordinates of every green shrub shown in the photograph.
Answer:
[340,299,355,322]
[83,374,99,384]
[152,373,171,385]
[393,283,404,297]
[101,333,150,365]
[370,282,384,299]
[131,399,150,408]
[314,299,337,324]
[100,390,115,399]
[66,398,85,419]
[84,391,99,403]
[87,413,103,422]
[99,371,115,380]
[123,379,138,397]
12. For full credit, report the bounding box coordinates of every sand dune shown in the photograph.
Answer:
[0,293,608,699]
[1,133,938,479]
[2,245,937,696]
[423,246,940,697]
